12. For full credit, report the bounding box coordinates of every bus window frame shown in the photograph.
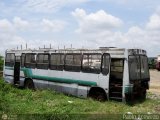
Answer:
[24,53,37,69]
[140,55,150,81]
[128,55,141,81]
[50,53,65,71]
[101,53,110,76]
[15,56,21,62]
[21,53,25,67]
[64,53,82,72]
[128,54,150,81]
[82,53,102,74]
[5,53,15,67]
[36,53,50,70]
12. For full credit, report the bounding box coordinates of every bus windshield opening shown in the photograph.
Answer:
[129,55,149,81]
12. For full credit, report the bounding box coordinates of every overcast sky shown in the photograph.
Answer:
[0,0,160,56]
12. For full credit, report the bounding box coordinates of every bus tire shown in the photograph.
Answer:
[88,87,107,102]
[24,79,35,90]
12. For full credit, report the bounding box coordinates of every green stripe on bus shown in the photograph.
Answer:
[21,68,32,78]
[5,66,97,86]
[32,75,97,86]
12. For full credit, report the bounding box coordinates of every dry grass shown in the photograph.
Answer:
[148,70,160,95]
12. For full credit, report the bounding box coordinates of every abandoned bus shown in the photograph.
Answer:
[156,55,160,71]
[3,47,150,102]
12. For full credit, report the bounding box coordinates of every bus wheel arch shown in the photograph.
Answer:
[88,87,107,101]
[24,78,35,90]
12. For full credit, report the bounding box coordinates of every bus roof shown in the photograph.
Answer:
[6,47,147,58]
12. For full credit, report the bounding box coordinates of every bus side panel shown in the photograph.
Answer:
[77,86,89,98]
[33,79,89,98]
[48,81,78,97]
[33,79,49,89]
[32,69,99,86]
[30,69,92,98]
[4,67,14,84]
[19,70,26,87]
[98,74,109,94]
[23,68,107,98]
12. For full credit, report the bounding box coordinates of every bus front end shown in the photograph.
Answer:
[125,49,150,102]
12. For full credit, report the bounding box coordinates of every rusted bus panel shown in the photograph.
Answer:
[6,47,126,56]
[128,49,147,56]
[6,48,147,59]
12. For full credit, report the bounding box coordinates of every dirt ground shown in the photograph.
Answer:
[148,70,160,95]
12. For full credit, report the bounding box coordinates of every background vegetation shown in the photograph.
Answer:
[0,55,3,71]
[148,57,157,69]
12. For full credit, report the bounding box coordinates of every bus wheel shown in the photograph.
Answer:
[96,92,106,102]
[89,88,107,102]
[24,79,35,90]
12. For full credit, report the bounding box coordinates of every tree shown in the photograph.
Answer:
[0,55,4,71]
[148,58,156,69]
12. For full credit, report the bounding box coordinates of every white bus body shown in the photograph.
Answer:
[3,47,150,102]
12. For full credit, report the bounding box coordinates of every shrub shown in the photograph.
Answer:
[0,55,3,71]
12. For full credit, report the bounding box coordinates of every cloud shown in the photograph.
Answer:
[0,17,66,33]
[0,17,67,55]
[105,0,160,7]
[0,19,14,33]
[146,13,160,30]
[0,30,26,55]
[0,4,160,57]
[0,17,30,32]
[72,8,123,33]
[13,17,29,30]
[156,6,160,13]
[71,8,160,56]
[124,26,160,56]
[0,18,26,54]
[23,0,89,13]
[41,19,66,32]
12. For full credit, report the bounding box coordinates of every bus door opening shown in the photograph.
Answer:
[109,58,124,101]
